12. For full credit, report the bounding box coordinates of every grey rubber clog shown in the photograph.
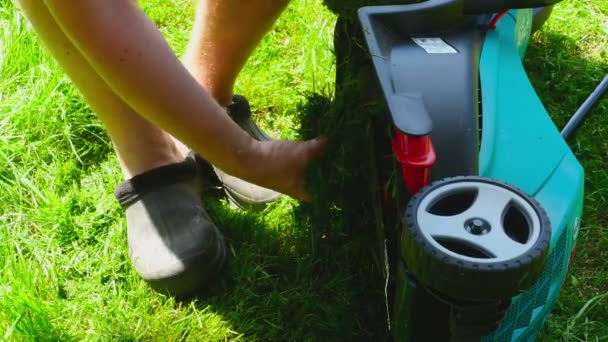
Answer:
[114,158,226,296]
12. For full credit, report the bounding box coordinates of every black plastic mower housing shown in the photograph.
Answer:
[358,1,484,177]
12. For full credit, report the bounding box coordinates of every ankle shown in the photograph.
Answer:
[117,142,188,179]
[205,85,233,109]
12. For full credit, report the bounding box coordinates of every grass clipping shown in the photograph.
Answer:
[296,16,397,257]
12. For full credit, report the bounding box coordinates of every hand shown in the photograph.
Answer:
[245,137,327,201]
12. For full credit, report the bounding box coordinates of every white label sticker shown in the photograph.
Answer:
[411,37,458,54]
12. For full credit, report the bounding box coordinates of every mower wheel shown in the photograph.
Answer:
[401,176,551,301]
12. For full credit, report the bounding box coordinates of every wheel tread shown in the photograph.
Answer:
[401,176,551,300]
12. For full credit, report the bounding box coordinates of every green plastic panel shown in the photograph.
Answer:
[478,13,570,195]
[479,11,585,342]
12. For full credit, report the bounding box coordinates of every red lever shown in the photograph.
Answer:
[489,9,510,30]
[392,130,436,194]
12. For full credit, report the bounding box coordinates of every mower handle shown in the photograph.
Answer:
[463,0,564,14]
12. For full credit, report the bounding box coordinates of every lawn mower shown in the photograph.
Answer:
[328,0,608,340]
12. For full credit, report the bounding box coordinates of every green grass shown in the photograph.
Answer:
[527,2,608,340]
[0,0,606,341]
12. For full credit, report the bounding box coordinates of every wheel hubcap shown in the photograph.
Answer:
[464,218,491,236]
[416,181,542,263]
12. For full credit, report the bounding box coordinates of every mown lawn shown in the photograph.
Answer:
[0,0,606,340]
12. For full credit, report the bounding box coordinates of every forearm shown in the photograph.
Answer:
[42,0,258,177]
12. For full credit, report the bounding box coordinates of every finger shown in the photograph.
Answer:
[305,136,328,161]
[290,170,312,202]
[298,191,312,202]
[294,137,327,202]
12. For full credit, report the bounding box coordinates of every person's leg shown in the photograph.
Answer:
[183,0,290,208]
[16,0,225,296]
[184,0,290,106]
[16,0,187,179]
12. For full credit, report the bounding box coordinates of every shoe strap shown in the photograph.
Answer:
[226,94,252,122]
[114,158,197,208]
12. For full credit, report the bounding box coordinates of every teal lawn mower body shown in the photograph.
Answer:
[353,0,596,340]
[478,9,583,341]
